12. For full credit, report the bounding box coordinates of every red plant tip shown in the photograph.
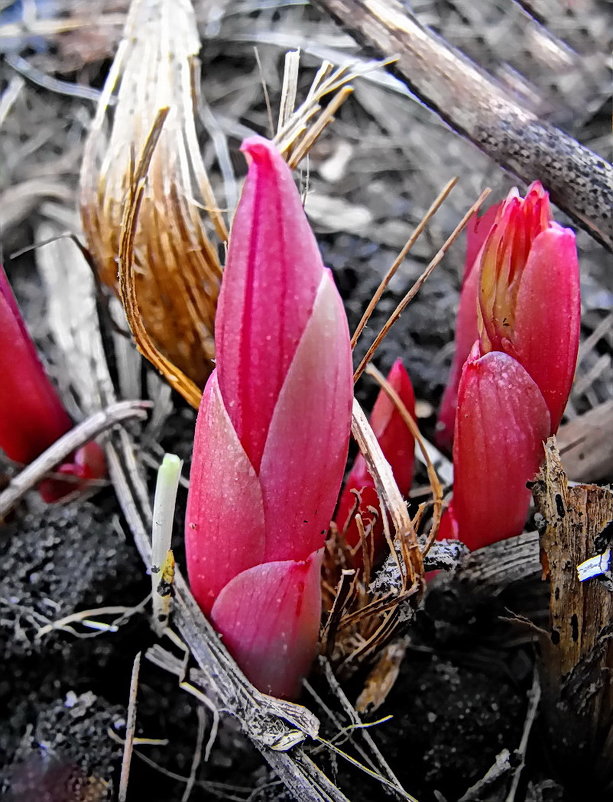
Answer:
[449,344,551,550]
[186,137,353,698]
[0,265,106,502]
[38,441,107,503]
[218,135,325,473]
[478,182,579,432]
[437,182,579,451]
[479,182,551,352]
[335,359,415,564]
[436,201,502,451]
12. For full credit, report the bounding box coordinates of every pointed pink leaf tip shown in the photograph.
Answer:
[450,347,550,550]
[0,264,72,464]
[0,264,106,502]
[436,201,502,452]
[477,182,579,432]
[217,136,325,472]
[211,550,323,699]
[335,359,415,563]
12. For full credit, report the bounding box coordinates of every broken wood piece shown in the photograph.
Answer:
[531,438,613,790]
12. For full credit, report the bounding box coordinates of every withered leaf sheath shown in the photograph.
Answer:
[80,0,224,394]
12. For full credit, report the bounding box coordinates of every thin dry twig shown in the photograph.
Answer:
[351,176,458,348]
[0,400,150,518]
[505,668,541,802]
[119,651,142,802]
[353,187,492,382]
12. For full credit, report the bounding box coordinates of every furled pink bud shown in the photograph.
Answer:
[0,265,105,501]
[437,202,501,451]
[335,359,415,563]
[186,137,353,698]
[442,183,580,549]
[478,182,580,432]
[446,344,551,550]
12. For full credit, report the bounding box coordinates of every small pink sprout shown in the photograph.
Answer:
[0,264,105,502]
[335,359,415,564]
[186,137,353,698]
[443,182,580,550]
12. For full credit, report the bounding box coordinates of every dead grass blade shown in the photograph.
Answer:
[353,187,492,383]
[351,176,458,348]
[117,107,203,408]
[353,189,491,382]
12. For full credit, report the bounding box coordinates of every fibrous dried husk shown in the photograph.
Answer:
[80,0,224,396]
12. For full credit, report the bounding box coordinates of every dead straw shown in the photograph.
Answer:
[353,187,492,383]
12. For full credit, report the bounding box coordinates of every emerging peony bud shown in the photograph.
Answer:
[444,182,580,549]
[335,359,415,564]
[186,137,353,698]
[436,202,501,451]
[478,182,580,432]
[0,265,105,502]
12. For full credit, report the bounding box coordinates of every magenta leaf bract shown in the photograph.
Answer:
[211,551,323,699]
[450,347,551,550]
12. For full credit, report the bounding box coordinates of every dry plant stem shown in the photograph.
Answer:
[505,669,541,802]
[119,651,141,802]
[312,0,613,251]
[278,51,301,134]
[181,706,206,802]
[321,569,357,656]
[532,439,613,782]
[353,187,491,383]
[365,364,444,550]
[457,750,515,802]
[320,658,412,800]
[274,57,386,165]
[0,400,149,518]
[81,0,223,392]
[351,176,458,348]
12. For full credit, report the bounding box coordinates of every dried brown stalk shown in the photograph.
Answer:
[312,0,613,251]
[80,0,223,394]
[321,398,424,676]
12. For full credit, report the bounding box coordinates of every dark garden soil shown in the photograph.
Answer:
[0,1,611,801]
